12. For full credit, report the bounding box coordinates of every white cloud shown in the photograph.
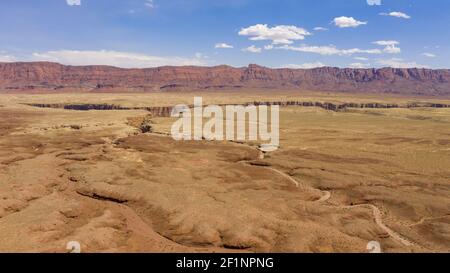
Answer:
[373,40,399,46]
[354,57,369,61]
[0,54,17,62]
[215,43,234,49]
[367,0,381,6]
[195,52,208,59]
[276,45,382,56]
[380,11,411,19]
[422,53,436,58]
[239,24,311,44]
[264,44,274,50]
[382,45,401,54]
[145,0,155,9]
[66,0,81,6]
[373,40,401,54]
[242,45,262,53]
[284,62,326,69]
[29,50,208,68]
[376,58,427,68]
[313,27,328,31]
[333,16,367,28]
[349,62,371,69]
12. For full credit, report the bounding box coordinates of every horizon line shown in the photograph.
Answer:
[0,61,446,71]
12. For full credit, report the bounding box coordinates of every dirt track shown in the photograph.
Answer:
[242,149,416,248]
[1,94,450,253]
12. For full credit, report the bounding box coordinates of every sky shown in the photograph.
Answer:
[0,0,449,69]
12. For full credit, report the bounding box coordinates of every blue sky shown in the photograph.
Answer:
[0,0,449,68]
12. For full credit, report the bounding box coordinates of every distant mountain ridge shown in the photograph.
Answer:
[1,62,450,95]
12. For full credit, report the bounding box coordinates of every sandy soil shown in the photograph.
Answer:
[0,92,449,253]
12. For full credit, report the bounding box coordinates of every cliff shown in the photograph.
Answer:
[25,101,450,117]
[1,62,450,95]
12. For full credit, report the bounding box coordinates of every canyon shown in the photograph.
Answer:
[0,64,449,253]
[0,92,449,253]
[24,100,450,118]
[1,92,450,253]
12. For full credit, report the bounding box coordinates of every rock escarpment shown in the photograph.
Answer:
[25,101,450,117]
[1,62,450,95]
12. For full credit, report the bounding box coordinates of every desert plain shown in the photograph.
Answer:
[0,90,449,253]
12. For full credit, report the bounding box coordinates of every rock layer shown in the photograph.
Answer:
[25,101,450,117]
[1,62,450,95]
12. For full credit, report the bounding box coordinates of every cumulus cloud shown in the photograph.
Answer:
[241,45,262,53]
[66,0,81,6]
[29,50,208,68]
[367,0,381,6]
[215,43,234,49]
[276,45,382,56]
[239,24,311,44]
[383,45,401,54]
[376,58,427,68]
[284,62,326,69]
[373,40,401,54]
[422,53,436,58]
[380,11,411,19]
[333,16,367,28]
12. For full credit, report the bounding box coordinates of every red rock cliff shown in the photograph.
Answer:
[1,62,449,95]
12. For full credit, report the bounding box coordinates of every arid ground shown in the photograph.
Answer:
[0,91,449,253]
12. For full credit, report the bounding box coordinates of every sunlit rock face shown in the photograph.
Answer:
[1,62,450,95]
